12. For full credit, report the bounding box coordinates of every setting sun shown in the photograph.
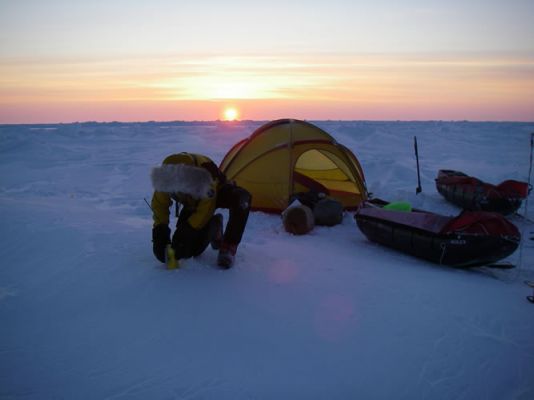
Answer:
[223,107,239,121]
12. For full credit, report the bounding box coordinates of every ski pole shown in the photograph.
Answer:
[144,197,153,212]
[414,136,422,194]
[525,132,534,219]
[515,132,534,278]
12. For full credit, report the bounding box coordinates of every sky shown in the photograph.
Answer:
[1,0,533,123]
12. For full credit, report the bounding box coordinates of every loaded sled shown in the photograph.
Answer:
[435,169,530,215]
[354,200,520,268]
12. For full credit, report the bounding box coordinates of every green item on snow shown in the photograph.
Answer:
[383,201,412,212]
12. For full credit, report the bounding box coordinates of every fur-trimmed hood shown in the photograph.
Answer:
[151,163,214,199]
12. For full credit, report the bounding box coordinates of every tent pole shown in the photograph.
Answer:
[288,120,295,201]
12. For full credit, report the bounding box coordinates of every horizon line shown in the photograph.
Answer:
[2,118,534,126]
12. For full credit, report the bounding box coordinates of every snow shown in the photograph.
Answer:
[1,120,534,399]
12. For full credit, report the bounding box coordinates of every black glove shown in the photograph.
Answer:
[172,221,201,259]
[152,224,171,263]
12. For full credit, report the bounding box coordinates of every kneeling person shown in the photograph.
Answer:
[150,153,251,268]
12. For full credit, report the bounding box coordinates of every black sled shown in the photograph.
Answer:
[354,199,520,268]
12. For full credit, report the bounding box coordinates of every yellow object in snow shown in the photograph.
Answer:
[166,245,179,269]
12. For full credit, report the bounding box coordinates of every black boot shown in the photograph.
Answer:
[217,242,237,269]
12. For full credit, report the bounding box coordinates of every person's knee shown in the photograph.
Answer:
[173,220,214,259]
[172,235,193,259]
[234,187,251,211]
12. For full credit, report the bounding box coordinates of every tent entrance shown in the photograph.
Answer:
[293,149,357,195]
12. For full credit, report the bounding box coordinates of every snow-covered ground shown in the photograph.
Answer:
[1,120,534,399]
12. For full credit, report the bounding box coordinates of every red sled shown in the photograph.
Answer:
[435,169,530,215]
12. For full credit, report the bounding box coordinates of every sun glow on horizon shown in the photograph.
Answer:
[223,107,239,121]
[1,53,533,123]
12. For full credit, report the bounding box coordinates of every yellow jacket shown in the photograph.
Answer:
[150,153,223,230]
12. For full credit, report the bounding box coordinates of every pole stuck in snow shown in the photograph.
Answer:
[525,133,534,219]
[414,136,422,194]
[515,132,534,280]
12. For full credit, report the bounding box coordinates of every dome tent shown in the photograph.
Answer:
[220,119,368,213]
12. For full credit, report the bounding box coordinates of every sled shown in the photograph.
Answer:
[354,199,520,268]
[435,170,529,215]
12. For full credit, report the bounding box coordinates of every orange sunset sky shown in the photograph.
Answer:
[1,0,533,123]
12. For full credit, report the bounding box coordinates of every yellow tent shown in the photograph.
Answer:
[220,119,368,213]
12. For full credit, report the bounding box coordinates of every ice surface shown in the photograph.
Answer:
[1,120,534,399]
